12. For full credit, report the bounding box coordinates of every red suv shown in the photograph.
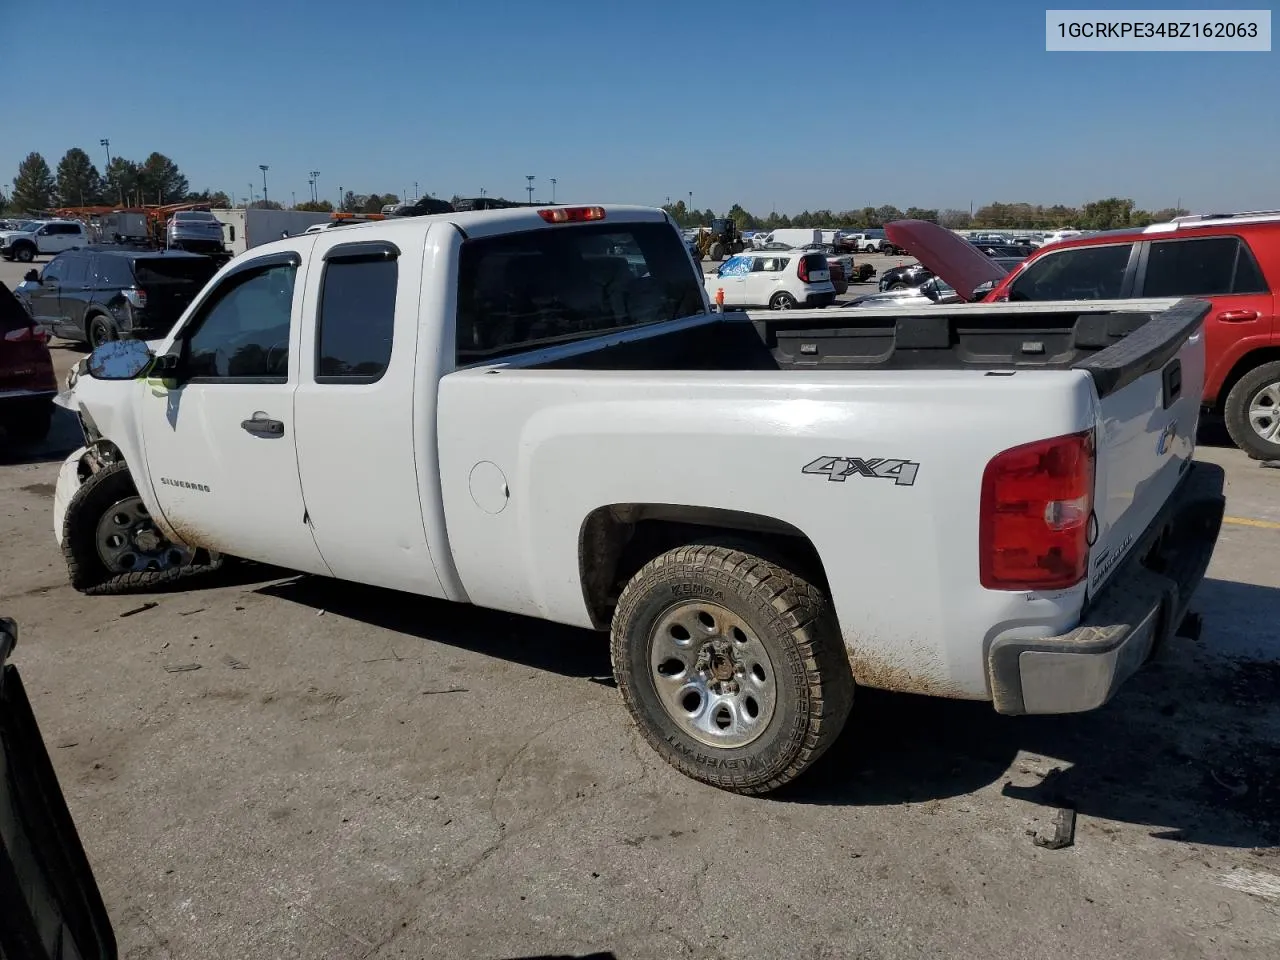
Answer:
[888,214,1280,460]
[0,281,56,446]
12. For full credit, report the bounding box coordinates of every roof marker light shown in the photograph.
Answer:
[538,206,605,223]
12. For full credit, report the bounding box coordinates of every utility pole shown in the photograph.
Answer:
[100,138,122,205]
[526,175,535,205]
[249,184,256,207]
[291,191,296,209]
[550,178,557,203]
[688,192,693,218]
[338,186,344,211]
[480,187,486,198]
[259,165,269,206]
[414,181,419,201]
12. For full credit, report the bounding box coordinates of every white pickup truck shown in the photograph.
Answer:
[51,204,1225,794]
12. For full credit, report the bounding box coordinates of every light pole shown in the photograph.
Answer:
[480,187,486,198]
[526,175,535,205]
[291,191,296,209]
[688,192,693,218]
[338,186,344,211]
[550,178,557,203]
[249,183,255,207]
[309,170,320,203]
[307,179,314,205]
[414,181,419,201]
[259,165,269,206]
[100,138,122,205]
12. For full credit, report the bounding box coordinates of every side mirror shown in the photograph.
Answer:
[971,280,996,301]
[23,269,39,282]
[87,339,154,381]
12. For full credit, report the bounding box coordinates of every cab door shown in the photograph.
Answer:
[136,246,331,575]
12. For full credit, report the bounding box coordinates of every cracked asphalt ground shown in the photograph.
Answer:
[2,260,1279,959]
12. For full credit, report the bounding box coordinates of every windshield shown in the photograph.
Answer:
[133,257,220,286]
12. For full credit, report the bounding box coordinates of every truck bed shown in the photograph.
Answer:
[528,298,1203,399]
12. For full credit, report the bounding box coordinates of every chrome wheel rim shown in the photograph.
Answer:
[89,318,116,348]
[772,295,794,310]
[94,496,189,573]
[648,600,777,749]
[1247,382,1280,444]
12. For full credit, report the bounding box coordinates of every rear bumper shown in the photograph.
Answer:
[804,292,836,307]
[988,460,1225,716]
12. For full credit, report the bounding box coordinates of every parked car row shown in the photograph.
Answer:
[879,212,1280,460]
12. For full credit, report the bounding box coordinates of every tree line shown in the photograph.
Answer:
[661,198,1190,232]
[0,148,407,216]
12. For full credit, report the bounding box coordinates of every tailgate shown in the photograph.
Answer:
[1078,298,1209,596]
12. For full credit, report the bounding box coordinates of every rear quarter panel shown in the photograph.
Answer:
[437,367,1100,700]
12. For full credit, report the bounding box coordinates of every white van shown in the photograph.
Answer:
[753,228,823,250]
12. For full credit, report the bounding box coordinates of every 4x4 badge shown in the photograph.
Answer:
[801,456,920,487]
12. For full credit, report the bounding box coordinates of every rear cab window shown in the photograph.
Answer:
[455,221,704,364]
[1008,242,1134,301]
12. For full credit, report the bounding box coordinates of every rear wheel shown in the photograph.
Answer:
[87,313,119,349]
[610,543,854,794]
[769,292,797,310]
[1224,360,1280,460]
[62,461,220,595]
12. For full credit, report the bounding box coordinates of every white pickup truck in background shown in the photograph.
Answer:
[52,204,1225,794]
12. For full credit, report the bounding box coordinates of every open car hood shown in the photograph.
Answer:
[884,220,1010,301]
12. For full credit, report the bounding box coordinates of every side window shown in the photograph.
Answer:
[315,249,398,383]
[183,260,297,382]
[61,254,88,285]
[95,257,133,286]
[1143,237,1242,297]
[1234,240,1270,294]
[1008,243,1133,301]
[41,257,66,283]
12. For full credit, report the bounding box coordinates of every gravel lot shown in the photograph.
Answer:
[3,256,1279,959]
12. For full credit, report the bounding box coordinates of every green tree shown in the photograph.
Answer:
[903,207,939,222]
[0,187,8,214]
[185,189,232,207]
[1079,197,1135,231]
[11,152,56,212]
[55,148,102,206]
[938,208,972,229]
[137,152,188,204]
[726,203,758,229]
[873,204,904,225]
[103,158,139,205]
[294,199,334,213]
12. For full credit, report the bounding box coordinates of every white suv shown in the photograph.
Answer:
[0,220,89,263]
[705,250,836,309]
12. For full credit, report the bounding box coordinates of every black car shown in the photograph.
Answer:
[969,242,1037,258]
[878,262,934,290]
[19,247,219,348]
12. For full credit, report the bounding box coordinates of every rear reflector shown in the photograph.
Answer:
[979,430,1095,591]
[538,206,605,223]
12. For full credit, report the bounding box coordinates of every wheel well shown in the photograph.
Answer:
[577,504,828,630]
[1215,348,1280,411]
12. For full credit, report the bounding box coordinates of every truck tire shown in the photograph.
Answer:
[1224,360,1280,460]
[610,543,854,794]
[709,241,725,261]
[13,243,35,263]
[62,461,220,595]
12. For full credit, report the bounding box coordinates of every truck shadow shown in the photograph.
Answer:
[258,574,1278,850]
[793,577,1280,850]
[0,406,82,466]
[258,575,613,679]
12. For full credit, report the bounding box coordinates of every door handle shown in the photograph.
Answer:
[240,413,284,437]
[1217,309,1260,323]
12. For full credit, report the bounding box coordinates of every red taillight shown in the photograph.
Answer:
[797,257,810,282]
[4,327,33,342]
[979,430,1095,591]
[124,288,147,308]
[538,206,605,223]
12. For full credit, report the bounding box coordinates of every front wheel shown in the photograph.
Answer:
[13,244,35,263]
[1224,360,1280,460]
[709,241,725,261]
[888,281,908,291]
[62,461,220,595]
[610,543,854,794]
[769,292,797,310]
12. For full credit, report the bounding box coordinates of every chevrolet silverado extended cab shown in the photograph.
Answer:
[51,204,1225,794]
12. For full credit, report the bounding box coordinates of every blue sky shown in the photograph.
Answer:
[3,0,1276,215]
